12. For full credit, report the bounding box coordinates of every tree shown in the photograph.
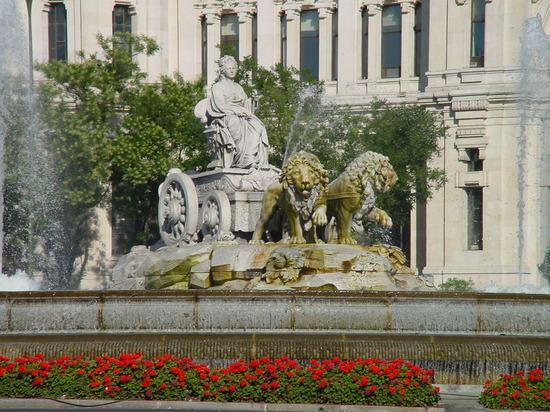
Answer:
[30,33,209,287]
[110,73,208,248]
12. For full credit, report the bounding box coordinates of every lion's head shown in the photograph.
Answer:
[345,151,398,194]
[281,151,329,197]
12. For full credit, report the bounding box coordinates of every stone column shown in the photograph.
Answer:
[366,4,382,81]
[400,1,415,78]
[336,2,361,94]
[283,7,301,71]
[256,0,278,67]
[204,11,221,87]
[399,0,418,92]
[317,7,334,81]
[237,10,254,60]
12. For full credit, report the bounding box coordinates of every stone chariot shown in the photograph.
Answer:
[158,55,278,245]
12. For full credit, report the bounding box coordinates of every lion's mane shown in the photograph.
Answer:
[280,151,329,223]
[344,151,396,194]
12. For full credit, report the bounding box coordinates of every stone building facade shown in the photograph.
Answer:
[20,0,550,289]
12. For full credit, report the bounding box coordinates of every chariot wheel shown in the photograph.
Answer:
[158,169,199,245]
[200,190,232,241]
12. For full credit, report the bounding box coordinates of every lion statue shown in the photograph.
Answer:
[326,151,398,245]
[250,151,329,244]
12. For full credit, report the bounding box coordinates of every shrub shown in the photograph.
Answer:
[479,369,550,410]
[0,354,440,406]
[438,277,476,292]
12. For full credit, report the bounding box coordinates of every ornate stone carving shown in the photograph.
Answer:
[263,247,306,284]
[195,55,269,170]
[451,99,488,112]
[326,152,398,245]
[250,151,329,245]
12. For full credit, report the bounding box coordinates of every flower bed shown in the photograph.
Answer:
[479,369,550,410]
[0,353,440,407]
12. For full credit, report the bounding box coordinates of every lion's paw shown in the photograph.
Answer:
[249,239,265,245]
[288,237,307,244]
[340,237,358,245]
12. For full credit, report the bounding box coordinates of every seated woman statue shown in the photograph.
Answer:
[206,55,270,169]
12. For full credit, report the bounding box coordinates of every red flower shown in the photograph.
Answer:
[91,381,101,388]
[261,383,269,390]
[271,381,279,389]
[240,380,247,387]
[31,378,42,386]
[359,376,369,386]
[18,365,26,373]
[160,383,167,389]
[229,385,236,392]
[119,375,131,382]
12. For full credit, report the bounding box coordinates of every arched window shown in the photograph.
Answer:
[48,2,67,61]
[381,4,401,78]
[361,7,369,79]
[470,0,485,67]
[300,9,319,79]
[414,3,422,77]
[280,12,287,66]
[113,4,132,34]
[221,13,239,58]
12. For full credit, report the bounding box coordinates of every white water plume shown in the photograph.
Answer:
[0,271,39,291]
[516,17,550,283]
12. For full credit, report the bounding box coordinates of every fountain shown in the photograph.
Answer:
[0,0,73,291]
[1,16,550,391]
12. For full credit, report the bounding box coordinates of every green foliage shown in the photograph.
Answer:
[0,354,440,407]
[34,32,209,269]
[479,369,550,410]
[438,277,476,292]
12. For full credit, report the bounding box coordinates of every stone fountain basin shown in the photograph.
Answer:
[1,290,549,384]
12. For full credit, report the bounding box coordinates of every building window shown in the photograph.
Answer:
[300,9,319,80]
[48,2,67,61]
[381,4,401,78]
[414,3,422,77]
[466,188,483,250]
[280,13,287,66]
[361,7,369,79]
[201,16,207,77]
[252,14,258,62]
[113,4,132,34]
[467,148,483,172]
[466,148,483,250]
[221,13,239,59]
[470,0,485,67]
[331,10,338,81]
